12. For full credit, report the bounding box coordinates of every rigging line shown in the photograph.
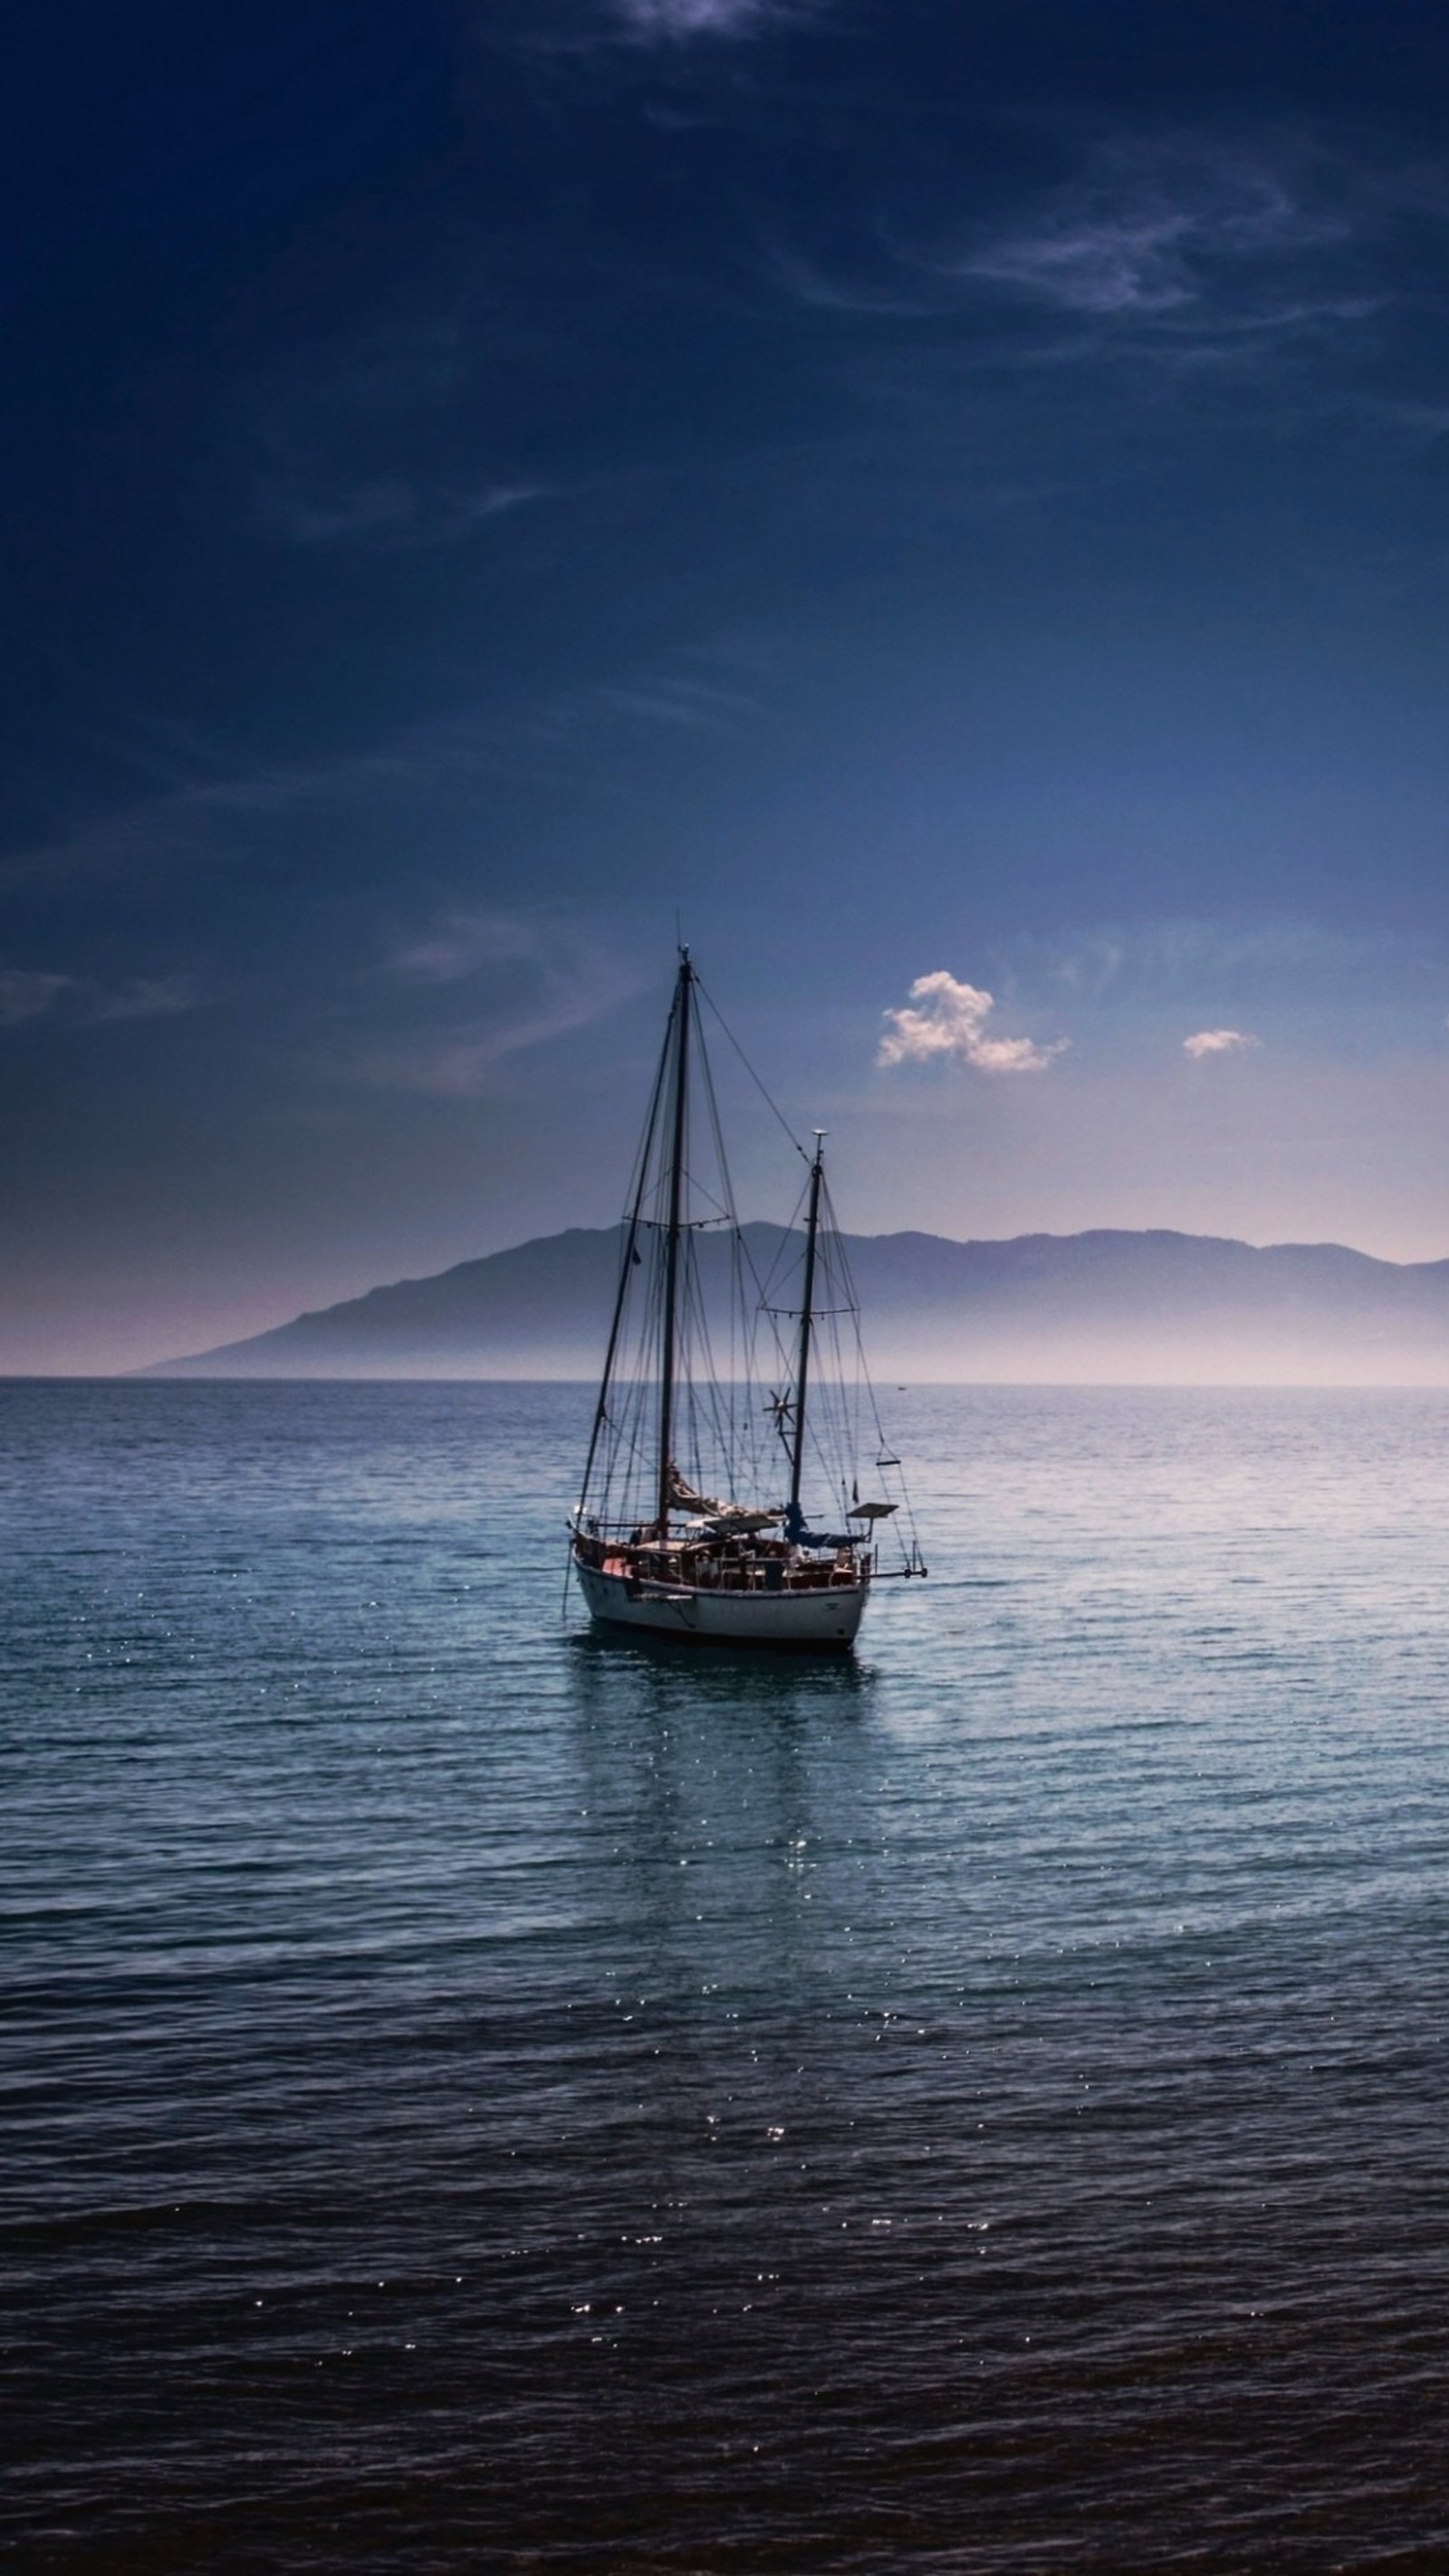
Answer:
[679,1241,734,1476]
[694,971,811,1168]
[577,977,675,1512]
[720,1187,801,1404]
[837,1287,922,1568]
[734,1223,796,1372]
[694,983,739,1216]
[756,1164,815,1293]
[694,981,760,1480]
[601,1226,663,1512]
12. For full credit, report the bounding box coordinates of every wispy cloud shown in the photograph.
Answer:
[0,649,769,898]
[1037,918,1393,999]
[615,0,784,37]
[957,137,1354,331]
[0,966,198,1028]
[774,125,1407,391]
[1183,1026,1262,1058]
[878,971,1065,1074]
[264,476,551,551]
[0,968,74,1025]
[350,910,643,1095]
[83,976,198,1024]
[388,911,541,985]
[247,294,562,553]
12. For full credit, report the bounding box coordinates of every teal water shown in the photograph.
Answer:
[5,1382,1449,2571]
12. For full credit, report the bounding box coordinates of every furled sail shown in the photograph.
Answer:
[670,1462,780,1533]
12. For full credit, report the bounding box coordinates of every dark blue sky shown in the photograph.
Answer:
[6,0,1449,1365]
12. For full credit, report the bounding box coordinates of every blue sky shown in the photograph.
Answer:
[5,0,1449,1366]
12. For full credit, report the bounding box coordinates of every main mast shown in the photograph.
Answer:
[788,1133,825,1515]
[656,948,692,1532]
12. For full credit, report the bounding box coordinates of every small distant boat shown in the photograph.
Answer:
[571,950,926,1651]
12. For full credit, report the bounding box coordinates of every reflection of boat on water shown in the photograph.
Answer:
[571,949,926,1652]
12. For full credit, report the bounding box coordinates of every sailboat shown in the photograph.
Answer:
[571,950,926,1650]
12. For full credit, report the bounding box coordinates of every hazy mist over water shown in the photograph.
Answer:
[134,1221,1449,1389]
[7,1380,1449,2571]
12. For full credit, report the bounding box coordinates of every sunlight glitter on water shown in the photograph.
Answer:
[5,1382,1449,2570]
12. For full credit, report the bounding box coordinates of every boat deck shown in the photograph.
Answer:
[575,1531,867,1596]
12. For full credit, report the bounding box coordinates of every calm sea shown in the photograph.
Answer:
[6,1381,1449,2573]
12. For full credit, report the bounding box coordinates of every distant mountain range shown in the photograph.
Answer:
[140,1225,1449,1383]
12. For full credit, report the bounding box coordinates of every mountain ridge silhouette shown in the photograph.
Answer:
[139,1224,1449,1383]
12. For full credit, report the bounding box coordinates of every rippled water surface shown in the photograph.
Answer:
[6,1381,1449,2572]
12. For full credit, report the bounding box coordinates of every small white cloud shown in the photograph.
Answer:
[0,968,73,1025]
[1183,1026,1262,1058]
[878,970,1064,1074]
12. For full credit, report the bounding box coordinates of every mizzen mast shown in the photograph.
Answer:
[788,1132,825,1517]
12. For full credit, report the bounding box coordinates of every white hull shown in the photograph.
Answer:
[576,1560,868,1651]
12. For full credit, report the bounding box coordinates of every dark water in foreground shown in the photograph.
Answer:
[6,1381,1449,2573]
